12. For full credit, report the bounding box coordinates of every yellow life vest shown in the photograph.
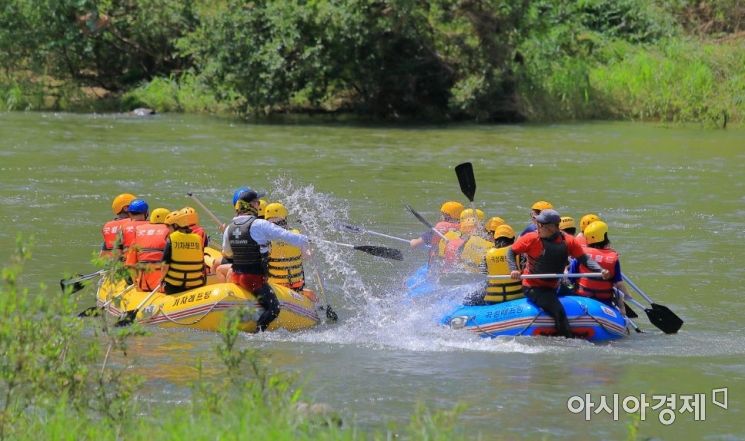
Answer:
[484,246,524,303]
[267,228,305,289]
[459,235,493,273]
[438,230,462,257]
[164,231,205,289]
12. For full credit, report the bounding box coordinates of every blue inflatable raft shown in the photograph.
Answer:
[405,264,629,342]
[441,296,628,342]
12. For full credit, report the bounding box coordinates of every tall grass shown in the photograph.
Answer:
[591,38,745,126]
[122,72,241,114]
[517,35,745,126]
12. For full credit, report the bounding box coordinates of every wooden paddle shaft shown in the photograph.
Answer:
[187,192,225,229]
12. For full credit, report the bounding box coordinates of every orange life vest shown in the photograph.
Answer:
[125,223,170,291]
[577,247,618,300]
[101,218,130,257]
[122,219,148,251]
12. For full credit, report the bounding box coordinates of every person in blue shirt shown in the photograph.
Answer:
[222,189,310,332]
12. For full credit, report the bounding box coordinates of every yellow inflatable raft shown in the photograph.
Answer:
[95,247,320,332]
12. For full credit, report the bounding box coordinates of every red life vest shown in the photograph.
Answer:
[577,247,618,300]
[121,220,148,251]
[430,221,459,249]
[191,224,207,247]
[133,223,170,263]
[575,235,588,247]
[101,218,130,257]
[442,236,466,267]
[131,223,170,291]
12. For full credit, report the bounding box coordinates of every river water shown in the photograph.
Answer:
[1,112,744,440]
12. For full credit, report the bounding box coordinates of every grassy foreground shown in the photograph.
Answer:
[0,238,469,440]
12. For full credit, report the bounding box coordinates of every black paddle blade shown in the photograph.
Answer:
[353,245,403,261]
[324,305,338,322]
[115,311,137,327]
[405,204,435,229]
[455,162,476,202]
[645,303,683,334]
[624,303,639,318]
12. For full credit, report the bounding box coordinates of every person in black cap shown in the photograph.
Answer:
[506,209,609,338]
[221,189,310,332]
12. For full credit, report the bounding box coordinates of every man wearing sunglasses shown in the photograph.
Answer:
[507,209,609,338]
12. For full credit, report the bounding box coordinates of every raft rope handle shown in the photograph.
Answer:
[573,299,625,337]
[150,297,231,326]
[515,310,543,337]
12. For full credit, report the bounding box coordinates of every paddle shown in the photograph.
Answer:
[487,273,605,280]
[314,270,338,322]
[333,221,411,244]
[622,274,683,334]
[115,283,161,327]
[60,269,106,293]
[77,283,136,317]
[317,239,403,261]
[624,302,639,319]
[454,161,486,233]
[187,192,226,230]
[404,204,449,242]
[455,162,476,203]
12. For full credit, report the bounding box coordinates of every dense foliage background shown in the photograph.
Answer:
[1,0,743,125]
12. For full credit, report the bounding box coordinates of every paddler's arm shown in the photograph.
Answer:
[507,247,521,279]
[159,239,172,286]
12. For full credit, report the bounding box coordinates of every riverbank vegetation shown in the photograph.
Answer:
[1,239,469,440]
[1,0,743,126]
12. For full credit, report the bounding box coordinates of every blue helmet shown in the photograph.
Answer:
[232,186,266,206]
[128,199,149,214]
[232,187,250,206]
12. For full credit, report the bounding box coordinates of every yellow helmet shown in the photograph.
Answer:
[111,193,136,215]
[180,206,199,226]
[459,208,485,222]
[164,210,181,226]
[264,202,288,220]
[486,216,506,233]
[559,216,575,231]
[150,208,170,224]
[531,200,553,211]
[258,199,268,217]
[584,221,608,245]
[440,201,465,220]
[493,224,515,240]
[579,214,602,233]
[459,216,477,234]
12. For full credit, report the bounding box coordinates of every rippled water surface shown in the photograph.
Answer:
[1,112,744,439]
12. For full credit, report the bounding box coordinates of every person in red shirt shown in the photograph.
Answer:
[507,209,609,338]
[409,201,464,250]
[125,207,171,290]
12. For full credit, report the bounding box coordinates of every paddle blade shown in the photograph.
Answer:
[353,245,403,261]
[60,277,86,294]
[455,162,476,202]
[115,311,137,327]
[324,305,338,322]
[333,221,362,234]
[405,204,435,229]
[645,303,683,334]
[624,303,639,318]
